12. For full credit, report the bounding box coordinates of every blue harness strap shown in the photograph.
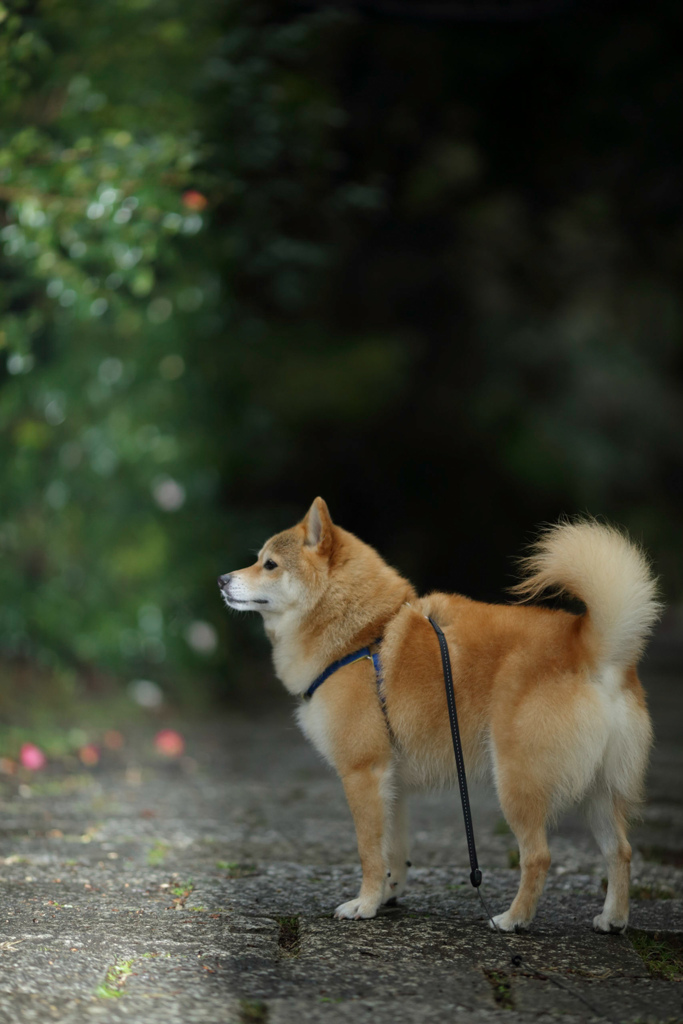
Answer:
[303,640,384,704]
[371,649,385,709]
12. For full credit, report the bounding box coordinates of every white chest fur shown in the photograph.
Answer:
[295,696,336,768]
[265,612,325,696]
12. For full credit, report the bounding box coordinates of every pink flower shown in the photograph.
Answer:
[79,744,100,766]
[19,743,46,771]
[154,729,185,757]
[182,190,208,212]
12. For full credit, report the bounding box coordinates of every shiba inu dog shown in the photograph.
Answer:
[218,498,660,933]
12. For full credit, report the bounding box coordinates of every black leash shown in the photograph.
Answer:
[427,615,481,889]
[427,613,618,1024]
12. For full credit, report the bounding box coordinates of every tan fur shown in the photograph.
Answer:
[219,498,659,931]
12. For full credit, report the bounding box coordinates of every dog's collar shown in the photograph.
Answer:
[302,640,383,703]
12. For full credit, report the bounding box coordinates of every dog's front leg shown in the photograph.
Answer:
[384,784,410,902]
[334,763,390,920]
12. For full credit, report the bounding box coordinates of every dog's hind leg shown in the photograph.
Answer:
[492,783,551,932]
[586,675,651,933]
[384,782,410,902]
[585,790,632,933]
[334,763,392,920]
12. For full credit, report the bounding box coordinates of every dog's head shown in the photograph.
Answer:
[218,497,337,617]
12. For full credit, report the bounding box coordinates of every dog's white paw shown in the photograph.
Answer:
[593,912,627,934]
[490,911,528,933]
[334,897,379,920]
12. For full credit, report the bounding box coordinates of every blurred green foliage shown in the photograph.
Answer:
[0,0,374,702]
[1,0,216,691]
[2,0,683,708]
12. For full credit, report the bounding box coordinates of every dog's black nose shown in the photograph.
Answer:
[218,573,231,588]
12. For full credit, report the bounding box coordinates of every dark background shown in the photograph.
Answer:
[1,0,682,718]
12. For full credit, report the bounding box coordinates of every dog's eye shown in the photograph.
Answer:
[263,559,278,571]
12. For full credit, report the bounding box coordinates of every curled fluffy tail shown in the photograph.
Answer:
[512,519,662,667]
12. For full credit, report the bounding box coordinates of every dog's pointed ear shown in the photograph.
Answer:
[303,497,334,552]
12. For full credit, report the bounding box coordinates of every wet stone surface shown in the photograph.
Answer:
[1,657,682,1023]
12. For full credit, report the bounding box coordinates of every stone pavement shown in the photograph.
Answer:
[0,654,682,1024]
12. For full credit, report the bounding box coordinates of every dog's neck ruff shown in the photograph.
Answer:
[302,641,383,703]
